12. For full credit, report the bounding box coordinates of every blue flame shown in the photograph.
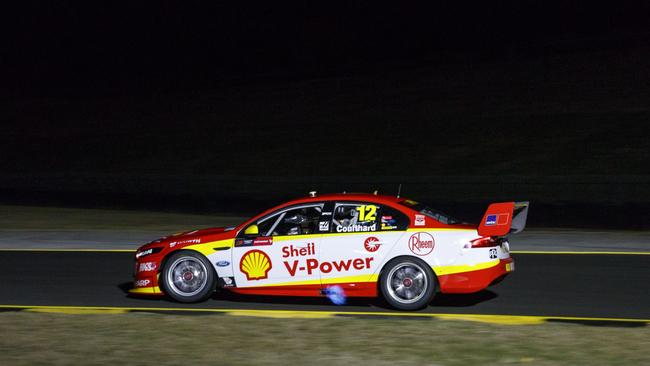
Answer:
[324,285,346,305]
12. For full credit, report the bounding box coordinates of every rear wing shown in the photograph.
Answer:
[477,201,529,237]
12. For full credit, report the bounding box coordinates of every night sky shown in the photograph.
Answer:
[2,2,650,226]
[5,2,650,94]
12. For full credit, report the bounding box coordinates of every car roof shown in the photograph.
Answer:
[287,193,405,205]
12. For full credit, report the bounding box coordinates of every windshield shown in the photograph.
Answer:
[398,200,461,225]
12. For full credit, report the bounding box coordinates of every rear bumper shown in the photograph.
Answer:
[438,258,514,294]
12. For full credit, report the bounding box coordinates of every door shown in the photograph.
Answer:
[232,203,325,295]
[318,201,410,296]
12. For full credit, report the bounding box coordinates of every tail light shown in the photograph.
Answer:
[470,236,499,248]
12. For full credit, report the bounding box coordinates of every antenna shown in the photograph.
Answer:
[397,184,402,198]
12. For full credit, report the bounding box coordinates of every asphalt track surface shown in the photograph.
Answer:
[0,251,648,320]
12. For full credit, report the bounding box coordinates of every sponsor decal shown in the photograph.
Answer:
[240,250,272,281]
[235,238,253,247]
[282,243,316,258]
[336,223,376,233]
[322,212,332,216]
[236,237,272,247]
[408,232,435,256]
[363,236,381,252]
[170,238,201,248]
[216,260,230,267]
[222,277,234,287]
[485,213,509,226]
[485,214,497,225]
[381,216,397,230]
[138,262,157,272]
[414,214,426,226]
[134,279,151,287]
[319,221,330,231]
[253,237,273,246]
[489,248,497,259]
[282,243,374,276]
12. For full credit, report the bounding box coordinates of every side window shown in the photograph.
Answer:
[332,202,379,233]
[256,214,281,236]
[380,205,410,230]
[270,205,323,236]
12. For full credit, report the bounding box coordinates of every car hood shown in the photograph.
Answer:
[173,227,234,238]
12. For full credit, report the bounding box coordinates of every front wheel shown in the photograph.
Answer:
[380,257,436,310]
[161,251,216,303]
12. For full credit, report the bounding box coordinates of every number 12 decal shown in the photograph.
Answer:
[356,205,377,222]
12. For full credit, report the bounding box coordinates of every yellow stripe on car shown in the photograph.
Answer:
[432,259,500,276]
[128,286,162,294]
[184,238,235,256]
[251,274,380,288]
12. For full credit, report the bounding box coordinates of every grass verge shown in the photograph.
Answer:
[0,312,648,365]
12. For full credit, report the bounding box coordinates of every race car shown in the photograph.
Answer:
[130,193,529,310]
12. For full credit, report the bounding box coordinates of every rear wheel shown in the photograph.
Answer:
[161,251,215,303]
[380,257,436,310]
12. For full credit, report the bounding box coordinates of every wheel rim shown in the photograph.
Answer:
[386,262,428,304]
[166,256,208,297]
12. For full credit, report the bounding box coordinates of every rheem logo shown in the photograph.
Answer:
[408,232,435,256]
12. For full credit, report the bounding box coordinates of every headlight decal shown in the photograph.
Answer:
[135,247,163,259]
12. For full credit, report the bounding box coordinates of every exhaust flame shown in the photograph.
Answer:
[323,285,346,305]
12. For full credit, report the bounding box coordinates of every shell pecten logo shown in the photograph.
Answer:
[240,249,272,281]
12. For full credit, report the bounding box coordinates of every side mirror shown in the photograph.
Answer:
[244,224,259,236]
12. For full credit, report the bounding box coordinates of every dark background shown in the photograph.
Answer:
[2,2,649,228]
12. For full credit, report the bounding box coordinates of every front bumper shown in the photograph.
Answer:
[129,285,163,295]
[129,257,165,296]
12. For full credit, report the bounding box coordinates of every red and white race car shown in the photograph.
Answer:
[130,193,528,310]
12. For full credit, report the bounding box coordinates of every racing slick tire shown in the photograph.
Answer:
[161,250,216,303]
[380,256,436,310]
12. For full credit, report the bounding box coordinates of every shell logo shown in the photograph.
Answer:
[240,249,272,281]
